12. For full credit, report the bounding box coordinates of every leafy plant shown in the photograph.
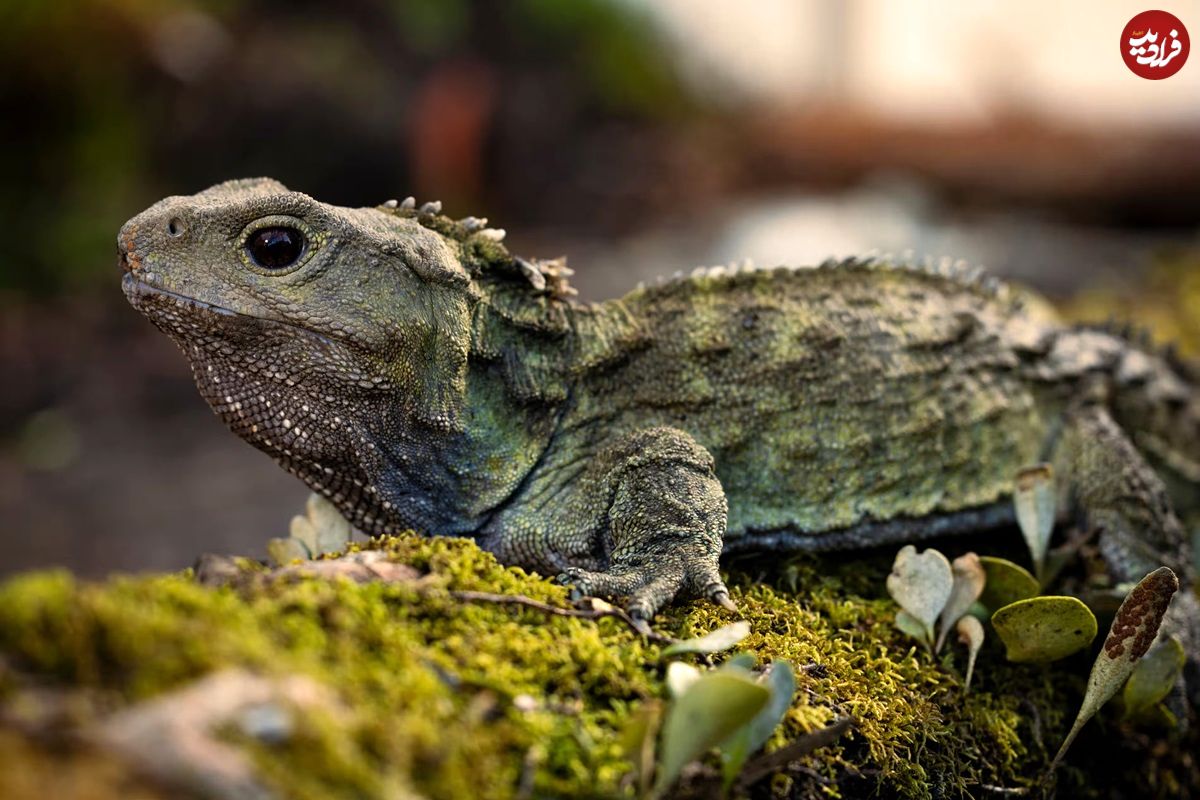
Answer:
[635,623,800,797]
[1013,464,1055,583]
[1052,567,1179,767]
[887,545,953,649]
[990,596,1096,662]
[1122,635,1186,721]
[956,616,984,692]
[654,664,769,795]
[661,621,750,657]
[977,556,1039,611]
[267,492,353,564]
[718,661,796,791]
[935,553,986,652]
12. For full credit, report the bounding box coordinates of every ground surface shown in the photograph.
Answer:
[0,534,1196,799]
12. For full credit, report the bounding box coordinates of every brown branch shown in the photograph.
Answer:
[737,716,854,788]
[449,590,678,644]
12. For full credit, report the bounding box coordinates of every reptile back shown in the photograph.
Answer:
[562,259,1059,542]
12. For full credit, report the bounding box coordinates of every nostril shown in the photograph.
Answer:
[167,217,185,238]
[119,251,133,273]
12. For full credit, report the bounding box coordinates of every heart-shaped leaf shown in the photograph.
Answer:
[936,553,986,652]
[1122,635,1185,719]
[1053,567,1179,768]
[956,615,985,692]
[662,621,751,658]
[886,546,953,645]
[1013,464,1055,581]
[654,670,770,796]
[977,556,1039,612]
[991,596,1097,663]
[719,661,796,790]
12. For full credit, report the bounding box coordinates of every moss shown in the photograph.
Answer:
[0,730,169,800]
[0,537,1195,799]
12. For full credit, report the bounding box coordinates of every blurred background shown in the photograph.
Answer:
[2,0,1199,578]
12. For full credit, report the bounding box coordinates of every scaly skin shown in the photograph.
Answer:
[118,179,1198,685]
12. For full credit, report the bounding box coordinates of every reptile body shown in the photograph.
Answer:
[118,179,1198,690]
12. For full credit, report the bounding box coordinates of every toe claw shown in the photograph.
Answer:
[711,589,739,613]
[628,611,652,637]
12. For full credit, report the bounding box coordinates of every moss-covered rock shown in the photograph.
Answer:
[0,535,1195,799]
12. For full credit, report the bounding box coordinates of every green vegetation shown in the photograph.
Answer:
[2,534,1195,798]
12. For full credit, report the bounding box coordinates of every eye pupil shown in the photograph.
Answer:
[247,227,305,269]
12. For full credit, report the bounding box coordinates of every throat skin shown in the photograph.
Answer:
[140,280,566,540]
[247,363,565,540]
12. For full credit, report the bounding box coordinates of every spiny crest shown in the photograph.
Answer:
[377,197,577,299]
[643,251,1021,311]
[1077,319,1200,385]
[816,252,1015,305]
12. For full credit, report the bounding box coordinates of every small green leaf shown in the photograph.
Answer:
[1053,567,1179,768]
[718,652,758,672]
[267,536,310,566]
[653,671,770,797]
[287,516,319,556]
[662,621,750,657]
[886,546,953,645]
[719,661,796,790]
[965,600,990,623]
[620,700,663,799]
[1013,464,1055,581]
[977,556,1040,612]
[894,610,930,647]
[991,596,1097,663]
[956,615,985,693]
[1123,636,1186,719]
[305,492,353,555]
[936,552,986,652]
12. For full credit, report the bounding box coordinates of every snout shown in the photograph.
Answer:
[116,194,196,286]
[117,217,144,276]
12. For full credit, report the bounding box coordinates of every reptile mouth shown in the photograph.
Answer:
[121,273,239,319]
[121,273,339,349]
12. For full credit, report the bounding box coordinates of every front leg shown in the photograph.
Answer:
[557,427,736,624]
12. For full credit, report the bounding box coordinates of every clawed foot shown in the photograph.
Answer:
[556,548,738,634]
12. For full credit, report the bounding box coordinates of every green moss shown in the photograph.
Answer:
[0,537,1194,799]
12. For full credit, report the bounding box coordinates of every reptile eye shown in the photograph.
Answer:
[246,226,306,270]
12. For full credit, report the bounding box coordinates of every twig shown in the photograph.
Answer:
[978,785,1030,796]
[449,590,678,644]
[737,716,854,787]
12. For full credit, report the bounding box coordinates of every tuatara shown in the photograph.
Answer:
[118,179,1198,678]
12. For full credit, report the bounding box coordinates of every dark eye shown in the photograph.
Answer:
[246,226,306,270]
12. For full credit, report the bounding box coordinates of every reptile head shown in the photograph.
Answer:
[120,179,480,516]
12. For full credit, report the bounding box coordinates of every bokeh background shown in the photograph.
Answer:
[2,0,1199,578]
